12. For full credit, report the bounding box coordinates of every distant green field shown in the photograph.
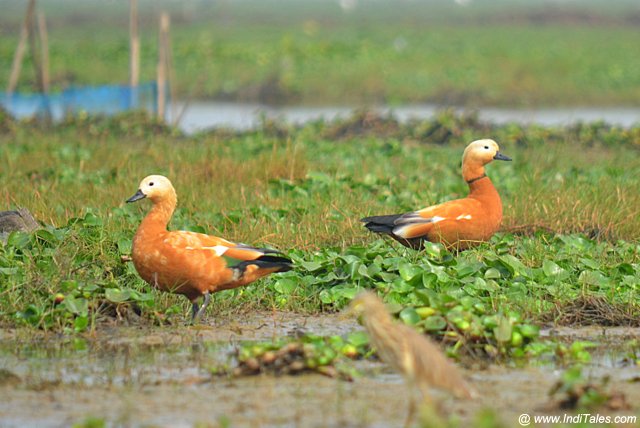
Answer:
[1,0,640,106]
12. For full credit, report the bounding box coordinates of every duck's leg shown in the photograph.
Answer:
[190,292,211,324]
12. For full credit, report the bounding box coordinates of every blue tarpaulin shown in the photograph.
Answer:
[0,82,158,120]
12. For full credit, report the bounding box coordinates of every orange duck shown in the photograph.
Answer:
[126,175,292,322]
[362,139,511,250]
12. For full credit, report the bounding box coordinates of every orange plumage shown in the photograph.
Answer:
[126,175,292,321]
[362,139,511,250]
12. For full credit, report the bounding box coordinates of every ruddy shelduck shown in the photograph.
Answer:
[126,175,292,322]
[362,139,511,250]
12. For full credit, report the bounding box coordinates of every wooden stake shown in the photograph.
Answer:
[130,0,140,89]
[163,14,177,124]
[37,11,50,94]
[6,0,36,95]
[27,2,44,93]
[157,12,170,120]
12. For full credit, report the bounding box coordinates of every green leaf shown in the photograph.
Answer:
[347,331,370,348]
[129,291,154,302]
[274,278,297,294]
[414,288,436,305]
[456,262,479,278]
[319,290,333,304]
[542,260,564,277]
[82,212,103,227]
[0,267,18,275]
[74,316,89,332]
[616,263,634,275]
[390,278,413,294]
[64,296,89,316]
[399,263,422,282]
[579,258,601,270]
[399,307,421,325]
[484,268,501,279]
[518,324,540,339]
[117,238,132,255]
[34,229,58,245]
[422,272,438,288]
[496,255,526,276]
[578,270,609,287]
[493,316,512,343]
[422,315,447,331]
[6,231,30,249]
[105,288,131,303]
[299,261,323,272]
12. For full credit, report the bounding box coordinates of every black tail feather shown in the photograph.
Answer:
[361,214,402,234]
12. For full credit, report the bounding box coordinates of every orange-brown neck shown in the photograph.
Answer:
[138,192,177,235]
[462,159,486,183]
[467,176,503,220]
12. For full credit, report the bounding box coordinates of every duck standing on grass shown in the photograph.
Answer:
[126,175,292,322]
[350,291,475,426]
[362,139,511,250]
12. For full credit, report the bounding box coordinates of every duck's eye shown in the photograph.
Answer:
[149,182,154,187]
[484,146,489,149]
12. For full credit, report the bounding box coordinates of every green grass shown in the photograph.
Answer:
[1,0,640,106]
[0,111,638,362]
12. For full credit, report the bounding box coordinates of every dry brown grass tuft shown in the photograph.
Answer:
[546,295,639,327]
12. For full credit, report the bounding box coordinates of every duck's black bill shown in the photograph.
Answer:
[126,189,146,203]
[493,152,512,161]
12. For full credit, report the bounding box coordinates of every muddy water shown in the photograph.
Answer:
[0,313,638,427]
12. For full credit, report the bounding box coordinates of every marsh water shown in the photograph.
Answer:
[171,102,640,133]
[1,313,638,427]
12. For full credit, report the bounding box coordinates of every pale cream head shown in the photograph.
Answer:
[138,175,174,201]
[462,139,501,166]
[461,139,511,182]
[127,174,176,204]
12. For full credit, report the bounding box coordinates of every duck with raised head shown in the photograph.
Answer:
[126,175,292,322]
[362,139,511,250]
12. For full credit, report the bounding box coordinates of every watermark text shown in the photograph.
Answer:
[518,413,637,426]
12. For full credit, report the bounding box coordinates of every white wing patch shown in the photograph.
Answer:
[456,214,472,220]
[393,214,447,239]
[394,216,447,238]
[202,245,229,256]
[184,245,229,256]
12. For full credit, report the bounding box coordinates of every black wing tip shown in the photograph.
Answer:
[257,254,292,264]
[237,243,282,255]
[236,256,293,274]
[363,223,394,234]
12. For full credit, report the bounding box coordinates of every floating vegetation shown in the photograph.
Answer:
[227,333,369,380]
[548,365,631,411]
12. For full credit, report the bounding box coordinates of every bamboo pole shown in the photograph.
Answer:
[6,0,36,95]
[27,3,44,93]
[157,12,170,120]
[164,15,178,124]
[130,0,140,88]
[37,11,50,94]
[35,9,52,123]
